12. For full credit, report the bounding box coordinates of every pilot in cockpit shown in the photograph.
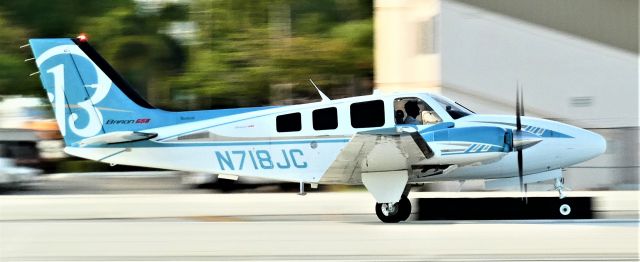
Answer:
[394,97,443,125]
[403,101,421,125]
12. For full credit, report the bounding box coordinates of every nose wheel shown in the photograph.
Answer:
[375,196,411,223]
[559,203,571,216]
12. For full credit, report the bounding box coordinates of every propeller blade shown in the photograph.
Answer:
[516,88,522,131]
[515,85,527,202]
[520,88,525,117]
[517,148,524,195]
[524,184,528,204]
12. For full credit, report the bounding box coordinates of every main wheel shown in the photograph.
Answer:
[375,196,412,223]
[398,196,412,221]
[376,202,400,223]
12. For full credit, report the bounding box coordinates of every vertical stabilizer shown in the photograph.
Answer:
[29,37,162,146]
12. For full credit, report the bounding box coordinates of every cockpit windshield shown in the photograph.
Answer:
[430,94,475,119]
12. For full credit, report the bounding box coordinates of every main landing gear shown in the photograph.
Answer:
[375,195,412,223]
[360,170,411,223]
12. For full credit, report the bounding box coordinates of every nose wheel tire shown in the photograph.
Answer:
[375,196,412,223]
[559,204,571,216]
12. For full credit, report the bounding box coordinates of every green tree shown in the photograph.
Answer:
[0,0,133,37]
[0,0,373,110]
[80,6,187,107]
[0,13,40,96]
[173,0,373,109]
[0,0,187,107]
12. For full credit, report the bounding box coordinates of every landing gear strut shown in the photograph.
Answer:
[375,195,411,223]
[554,177,566,199]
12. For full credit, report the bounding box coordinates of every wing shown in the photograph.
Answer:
[319,128,433,185]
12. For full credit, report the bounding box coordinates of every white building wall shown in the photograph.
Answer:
[374,0,441,93]
[439,0,638,129]
[438,0,639,189]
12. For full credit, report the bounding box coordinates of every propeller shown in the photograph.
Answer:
[516,87,525,198]
[513,86,540,201]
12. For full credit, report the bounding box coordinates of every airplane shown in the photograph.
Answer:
[25,36,606,222]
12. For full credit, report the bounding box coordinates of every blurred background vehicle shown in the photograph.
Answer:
[0,96,66,167]
[181,172,306,192]
[0,156,40,188]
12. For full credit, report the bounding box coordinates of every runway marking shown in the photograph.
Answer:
[185,216,244,222]
[1,255,638,261]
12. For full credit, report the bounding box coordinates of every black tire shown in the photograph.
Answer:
[398,196,412,221]
[375,197,412,223]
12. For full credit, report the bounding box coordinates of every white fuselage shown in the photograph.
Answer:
[65,92,606,184]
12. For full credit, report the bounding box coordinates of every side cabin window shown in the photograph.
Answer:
[350,100,385,128]
[313,107,338,130]
[394,97,442,125]
[276,112,301,132]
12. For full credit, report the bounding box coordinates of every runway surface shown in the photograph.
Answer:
[0,173,638,261]
[2,218,637,261]
[1,193,638,261]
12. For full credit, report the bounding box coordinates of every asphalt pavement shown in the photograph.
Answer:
[0,172,638,261]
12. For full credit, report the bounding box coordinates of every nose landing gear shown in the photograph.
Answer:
[555,177,571,216]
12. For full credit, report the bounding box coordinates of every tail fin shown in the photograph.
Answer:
[29,37,160,146]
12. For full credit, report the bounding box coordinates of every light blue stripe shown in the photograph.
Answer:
[199,139,350,147]
[443,148,502,156]
[469,121,573,138]
[97,138,350,148]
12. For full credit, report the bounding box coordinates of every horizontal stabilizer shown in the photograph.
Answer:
[77,131,157,147]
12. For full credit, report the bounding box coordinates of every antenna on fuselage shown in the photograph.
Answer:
[309,79,330,102]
